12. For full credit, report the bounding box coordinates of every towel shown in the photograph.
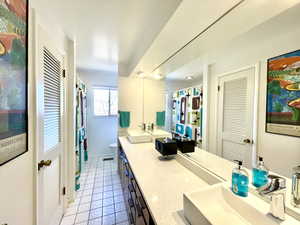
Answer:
[156,111,165,127]
[119,111,130,128]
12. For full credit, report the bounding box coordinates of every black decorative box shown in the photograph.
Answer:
[155,138,177,156]
[173,137,195,153]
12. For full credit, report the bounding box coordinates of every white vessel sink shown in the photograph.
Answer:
[184,184,282,225]
[127,129,152,144]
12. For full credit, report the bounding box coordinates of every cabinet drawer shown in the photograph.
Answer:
[135,202,146,225]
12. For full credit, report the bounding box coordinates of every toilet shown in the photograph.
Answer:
[109,143,118,157]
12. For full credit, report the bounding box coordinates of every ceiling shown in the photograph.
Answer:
[132,0,300,81]
[30,0,182,74]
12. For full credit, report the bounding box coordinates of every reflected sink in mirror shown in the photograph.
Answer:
[147,129,171,140]
[127,129,152,144]
[184,184,287,225]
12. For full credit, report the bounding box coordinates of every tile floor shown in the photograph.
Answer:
[60,157,129,225]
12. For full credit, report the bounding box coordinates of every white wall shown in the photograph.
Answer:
[205,5,300,177]
[78,69,118,157]
[118,77,166,133]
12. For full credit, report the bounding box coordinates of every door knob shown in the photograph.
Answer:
[243,139,253,144]
[38,160,52,170]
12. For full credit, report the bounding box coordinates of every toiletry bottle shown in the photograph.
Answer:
[252,157,269,188]
[232,160,249,197]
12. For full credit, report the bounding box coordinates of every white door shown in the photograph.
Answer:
[36,25,65,225]
[217,67,256,168]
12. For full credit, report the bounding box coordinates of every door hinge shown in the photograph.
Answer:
[217,85,220,91]
[62,69,66,78]
[62,187,66,195]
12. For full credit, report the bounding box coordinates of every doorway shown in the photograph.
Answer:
[217,65,258,168]
[36,25,66,225]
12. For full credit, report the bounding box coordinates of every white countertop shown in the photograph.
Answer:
[119,137,210,225]
[119,137,300,225]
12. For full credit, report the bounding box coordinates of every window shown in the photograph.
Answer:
[93,87,118,116]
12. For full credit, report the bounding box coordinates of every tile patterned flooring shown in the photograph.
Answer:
[60,157,129,225]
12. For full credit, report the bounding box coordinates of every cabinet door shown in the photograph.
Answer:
[143,79,166,125]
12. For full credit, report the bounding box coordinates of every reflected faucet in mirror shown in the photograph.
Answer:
[258,174,286,220]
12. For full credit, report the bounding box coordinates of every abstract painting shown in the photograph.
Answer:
[266,50,300,137]
[0,0,28,165]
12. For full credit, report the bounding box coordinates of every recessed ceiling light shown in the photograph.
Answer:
[154,73,163,80]
[185,76,194,80]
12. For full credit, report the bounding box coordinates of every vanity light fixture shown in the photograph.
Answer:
[136,71,145,78]
[185,76,194,80]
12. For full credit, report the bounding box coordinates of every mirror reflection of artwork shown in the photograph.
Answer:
[180,97,186,124]
[172,87,203,144]
[0,0,28,165]
[266,50,300,137]
[172,100,176,109]
[192,97,200,110]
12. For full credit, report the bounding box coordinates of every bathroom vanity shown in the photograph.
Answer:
[118,137,300,225]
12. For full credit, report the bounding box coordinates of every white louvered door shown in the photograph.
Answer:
[37,26,65,225]
[217,67,255,168]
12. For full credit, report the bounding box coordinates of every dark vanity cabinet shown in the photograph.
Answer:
[118,143,156,225]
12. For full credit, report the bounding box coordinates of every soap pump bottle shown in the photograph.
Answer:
[252,157,269,188]
[232,160,249,197]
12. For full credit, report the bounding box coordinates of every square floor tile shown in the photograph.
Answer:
[75,221,88,225]
[89,207,102,220]
[113,195,124,204]
[60,214,76,225]
[113,190,123,197]
[75,212,89,224]
[103,191,113,199]
[78,202,91,213]
[64,205,78,216]
[104,181,113,186]
[103,185,113,192]
[94,183,103,189]
[81,195,92,204]
[116,222,129,225]
[116,211,128,224]
[102,204,115,216]
[93,187,103,194]
[88,218,102,225]
[114,202,126,213]
[83,189,93,196]
[102,197,114,207]
[92,192,103,201]
[113,184,122,190]
[102,214,115,225]
[68,202,79,209]
[91,199,102,210]
[75,222,88,225]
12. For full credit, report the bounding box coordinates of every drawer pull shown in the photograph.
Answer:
[138,196,146,209]
[128,198,134,208]
[128,184,134,193]
[136,203,143,217]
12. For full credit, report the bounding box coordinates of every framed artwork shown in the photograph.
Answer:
[266,50,300,137]
[0,0,28,165]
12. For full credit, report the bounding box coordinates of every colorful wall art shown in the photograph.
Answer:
[0,0,28,165]
[266,50,300,137]
[172,87,203,145]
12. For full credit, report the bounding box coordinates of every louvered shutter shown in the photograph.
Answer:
[43,47,61,151]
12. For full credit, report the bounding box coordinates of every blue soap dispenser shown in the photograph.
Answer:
[252,156,269,188]
[231,160,249,197]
